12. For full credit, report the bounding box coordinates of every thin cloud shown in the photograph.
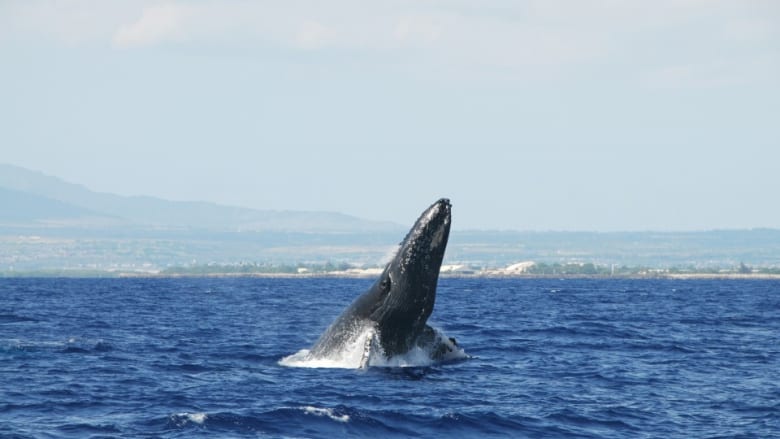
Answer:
[3,0,778,85]
[112,3,189,48]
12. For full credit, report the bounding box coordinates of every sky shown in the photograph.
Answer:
[1,0,779,231]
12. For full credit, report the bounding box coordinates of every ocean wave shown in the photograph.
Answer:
[1,337,115,356]
[158,407,552,438]
[56,421,121,435]
[162,407,357,436]
[0,314,37,324]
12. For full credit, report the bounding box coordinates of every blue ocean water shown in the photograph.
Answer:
[1,277,778,438]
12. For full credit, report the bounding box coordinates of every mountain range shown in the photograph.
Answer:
[2,163,779,273]
[0,164,400,232]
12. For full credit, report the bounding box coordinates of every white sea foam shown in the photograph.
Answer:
[187,412,207,424]
[279,326,467,369]
[170,412,207,427]
[302,406,350,423]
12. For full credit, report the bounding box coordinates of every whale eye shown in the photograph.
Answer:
[380,276,392,294]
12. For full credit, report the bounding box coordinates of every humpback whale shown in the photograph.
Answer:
[306,198,459,366]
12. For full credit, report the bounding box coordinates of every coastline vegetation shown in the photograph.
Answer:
[522,262,780,276]
[159,261,353,276]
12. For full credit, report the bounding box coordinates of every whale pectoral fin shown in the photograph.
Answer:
[417,325,456,360]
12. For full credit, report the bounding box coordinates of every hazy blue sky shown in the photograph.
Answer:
[1,0,778,230]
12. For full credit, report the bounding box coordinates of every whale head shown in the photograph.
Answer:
[368,198,452,356]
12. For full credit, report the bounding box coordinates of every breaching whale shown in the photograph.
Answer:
[305,198,459,366]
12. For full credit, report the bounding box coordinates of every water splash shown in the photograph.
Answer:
[279,326,467,369]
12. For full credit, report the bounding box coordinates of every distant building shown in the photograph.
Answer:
[503,261,536,273]
[440,264,477,275]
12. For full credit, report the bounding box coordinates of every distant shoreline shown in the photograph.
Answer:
[127,272,780,280]
[3,271,779,280]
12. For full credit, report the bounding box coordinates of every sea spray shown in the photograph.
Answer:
[279,325,467,369]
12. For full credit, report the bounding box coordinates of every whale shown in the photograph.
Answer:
[306,198,457,365]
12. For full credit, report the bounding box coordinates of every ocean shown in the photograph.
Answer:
[1,277,778,438]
